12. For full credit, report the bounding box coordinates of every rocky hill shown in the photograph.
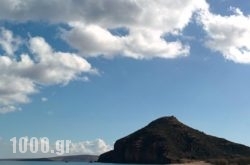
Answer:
[98,116,250,164]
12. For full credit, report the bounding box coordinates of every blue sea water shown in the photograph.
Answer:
[0,162,108,165]
[0,162,198,165]
[0,162,194,165]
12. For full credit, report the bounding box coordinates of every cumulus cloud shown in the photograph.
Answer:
[0,0,249,113]
[0,0,210,114]
[0,0,207,28]
[69,139,113,155]
[61,0,209,59]
[0,28,93,114]
[62,23,123,58]
[198,7,250,63]
[28,37,93,85]
[0,0,248,63]
[0,0,209,59]
[0,28,21,56]
[63,23,190,59]
[0,75,36,113]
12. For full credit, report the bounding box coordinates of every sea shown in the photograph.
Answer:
[0,161,209,165]
[0,162,111,165]
[0,162,183,165]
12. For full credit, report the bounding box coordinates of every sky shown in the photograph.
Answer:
[0,0,250,158]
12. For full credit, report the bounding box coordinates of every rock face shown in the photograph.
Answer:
[98,116,250,164]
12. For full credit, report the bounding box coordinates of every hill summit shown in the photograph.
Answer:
[98,116,250,164]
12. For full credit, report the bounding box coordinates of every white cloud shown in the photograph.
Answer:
[121,28,189,59]
[41,97,48,102]
[2,0,249,63]
[0,0,250,113]
[0,137,112,158]
[60,0,209,59]
[28,37,93,85]
[0,28,94,114]
[198,7,250,63]
[0,75,36,114]
[22,137,112,156]
[0,28,21,56]
[62,23,123,58]
[69,139,113,155]
[0,1,211,113]
[0,0,209,59]
[63,23,190,59]
[0,0,207,27]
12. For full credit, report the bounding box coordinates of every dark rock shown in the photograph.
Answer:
[98,116,250,164]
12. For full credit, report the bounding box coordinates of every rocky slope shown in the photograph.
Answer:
[98,116,250,164]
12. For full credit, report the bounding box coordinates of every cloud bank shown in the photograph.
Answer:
[0,0,250,113]
[198,7,250,63]
[0,0,209,59]
[69,139,113,155]
[0,28,93,113]
[1,0,249,62]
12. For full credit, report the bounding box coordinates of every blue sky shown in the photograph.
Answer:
[0,0,250,158]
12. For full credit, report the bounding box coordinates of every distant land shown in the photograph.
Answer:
[0,154,98,162]
[98,116,250,165]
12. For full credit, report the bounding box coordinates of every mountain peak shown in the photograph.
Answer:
[148,116,179,125]
[98,116,250,164]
